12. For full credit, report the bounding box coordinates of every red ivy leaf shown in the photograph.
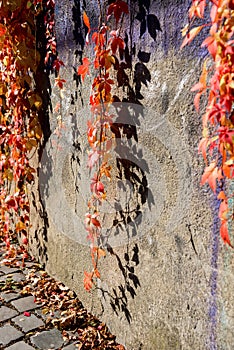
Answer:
[0,24,6,36]
[52,59,64,73]
[110,36,125,54]
[55,76,66,89]
[24,311,31,317]
[107,0,129,24]
[77,57,90,82]
[220,221,233,248]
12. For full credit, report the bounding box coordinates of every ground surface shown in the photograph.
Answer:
[0,242,125,350]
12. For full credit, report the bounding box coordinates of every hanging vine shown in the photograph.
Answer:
[77,1,129,291]
[182,0,234,248]
[0,0,63,264]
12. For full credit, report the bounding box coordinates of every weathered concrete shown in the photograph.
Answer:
[28,1,234,349]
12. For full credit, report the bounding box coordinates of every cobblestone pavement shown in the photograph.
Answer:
[0,262,79,350]
[0,239,125,350]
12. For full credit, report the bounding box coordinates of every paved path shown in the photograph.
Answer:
[0,263,78,350]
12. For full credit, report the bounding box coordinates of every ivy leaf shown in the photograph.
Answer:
[84,271,93,292]
[220,221,233,248]
[180,25,204,49]
[77,57,90,82]
[54,76,66,89]
[109,32,125,54]
[52,59,64,73]
[0,24,6,36]
[200,162,219,192]
[83,11,90,43]
[147,14,162,40]
[83,11,90,31]
[107,0,129,24]
[88,150,100,168]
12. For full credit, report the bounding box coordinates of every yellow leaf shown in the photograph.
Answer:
[26,138,38,150]
[35,125,42,139]
[181,25,204,49]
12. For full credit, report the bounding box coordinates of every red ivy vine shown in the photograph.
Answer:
[182,0,234,247]
[77,1,129,291]
[0,0,64,264]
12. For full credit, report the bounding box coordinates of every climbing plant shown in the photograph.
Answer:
[182,0,234,247]
[77,1,129,291]
[0,0,63,264]
[77,0,161,291]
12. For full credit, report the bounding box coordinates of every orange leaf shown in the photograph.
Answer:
[217,191,226,200]
[83,11,90,43]
[77,57,90,82]
[198,137,208,162]
[220,221,233,248]
[194,92,203,112]
[180,25,204,49]
[200,162,218,192]
[94,268,100,279]
[93,247,106,258]
[83,11,90,31]
[84,271,93,292]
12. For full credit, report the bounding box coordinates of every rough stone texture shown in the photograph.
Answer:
[0,266,20,274]
[0,292,21,303]
[0,324,23,346]
[35,309,61,321]
[30,329,64,349]
[11,296,41,312]
[12,313,44,332]
[0,273,25,283]
[28,1,234,349]
[0,306,18,322]
[5,341,35,350]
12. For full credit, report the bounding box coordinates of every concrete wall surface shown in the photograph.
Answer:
[29,1,234,349]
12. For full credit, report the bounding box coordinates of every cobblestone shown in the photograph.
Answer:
[35,308,61,321]
[0,306,18,322]
[5,341,35,350]
[11,296,41,312]
[0,273,25,283]
[0,266,20,274]
[12,313,44,332]
[0,292,21,302]
[0,324,23,346]
[0,246,121,350]
[30,328,64,349]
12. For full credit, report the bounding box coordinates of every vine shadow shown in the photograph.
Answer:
[31,5,54,267]
[69,0,161,323]
[95,0,160,323]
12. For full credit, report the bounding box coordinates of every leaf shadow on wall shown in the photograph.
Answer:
[95,1,161,323]
[71,0,161,323]
[32,8,54,267]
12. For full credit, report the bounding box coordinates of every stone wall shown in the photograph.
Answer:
[29,1,234,349]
